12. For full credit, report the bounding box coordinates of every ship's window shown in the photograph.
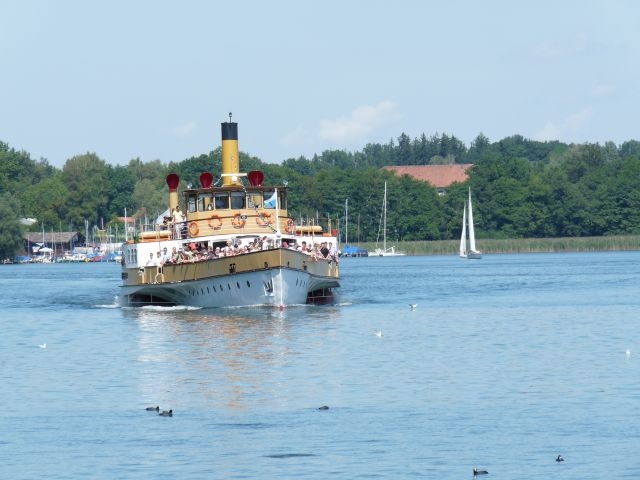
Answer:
[215,193,229,209]
[236,282,240,289]
[246,281,251,287]
[230,191,245,209]
[213,285,216,292]
[220,284,224,291]
[247,192,262,208]
[198,193,211,212]
[187,195,196,213]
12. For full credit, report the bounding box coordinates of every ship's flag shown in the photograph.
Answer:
[264,191,278,209]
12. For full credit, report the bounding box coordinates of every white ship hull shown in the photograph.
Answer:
[119,247,340,308]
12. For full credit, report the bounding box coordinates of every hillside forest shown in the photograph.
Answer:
[2,130,640,258]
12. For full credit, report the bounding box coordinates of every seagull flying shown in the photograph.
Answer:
[375,330,383,337]
[409,304,417,310]
[38,343,47,349]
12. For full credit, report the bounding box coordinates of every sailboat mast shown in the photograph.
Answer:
[345,198,348,245]
[383,181,387,252]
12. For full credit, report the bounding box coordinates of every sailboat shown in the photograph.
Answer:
[459,188,482,259]
[373,181,405,256]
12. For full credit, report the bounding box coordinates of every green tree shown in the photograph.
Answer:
[0,193,24,259]
[107,165,136,218]
[62,153,110,230]
[133,178,168,219]
[22,172,69,228]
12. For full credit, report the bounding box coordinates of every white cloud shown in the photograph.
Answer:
[533,107,594,141]
[172,121,197,137]
[317,100,401,143]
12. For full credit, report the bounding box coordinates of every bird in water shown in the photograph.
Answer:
[146,406,159,412]
[409,304,417,310]
[159,409,173,417]
[318,405,329,410]
[375,330,383,337]
[473,467,489,476]
[38,343,47,349]
[556,455,564,463]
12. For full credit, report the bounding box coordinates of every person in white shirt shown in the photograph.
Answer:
[328,242,338,263]
[146,252,157,267]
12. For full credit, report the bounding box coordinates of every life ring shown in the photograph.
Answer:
[231,213,246,228]
[256,211,272,226]
[208,214,223,230]
[188,221,199,237]
[285,218,295,234]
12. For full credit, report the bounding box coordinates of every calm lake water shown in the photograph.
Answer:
[1,252,639,479]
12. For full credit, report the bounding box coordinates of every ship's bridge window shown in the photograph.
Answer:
[215,192,229,209]
[198,193,212,211]
[187,195,196,213]
[230,191,246,209]
[247,192,262,208]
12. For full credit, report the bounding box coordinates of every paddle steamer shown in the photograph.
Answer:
[119,117,340,307]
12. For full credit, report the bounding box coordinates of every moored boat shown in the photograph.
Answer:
[119,117,341,308]
[372,181,405,256]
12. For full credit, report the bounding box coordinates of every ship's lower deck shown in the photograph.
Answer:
[119,247,340,308]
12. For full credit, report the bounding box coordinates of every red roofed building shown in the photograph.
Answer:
[383,164,473,195]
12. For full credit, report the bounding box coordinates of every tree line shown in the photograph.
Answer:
[2,131,640,258]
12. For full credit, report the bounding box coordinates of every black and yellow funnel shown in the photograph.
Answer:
[221,115,240,186]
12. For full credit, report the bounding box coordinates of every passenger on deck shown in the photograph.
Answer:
[328,242,339,263]
[171,247,180,264]
[172,208,185,239]
[146,252,156,266]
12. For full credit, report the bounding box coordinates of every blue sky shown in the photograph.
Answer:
[2,0,639,168]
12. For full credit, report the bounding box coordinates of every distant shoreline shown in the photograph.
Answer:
[353,235,640,255]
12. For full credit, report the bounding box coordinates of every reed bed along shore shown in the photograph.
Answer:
[355,235,640,256]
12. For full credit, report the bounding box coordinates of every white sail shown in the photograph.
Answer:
[459,204,467,257]
[460,188,481,259]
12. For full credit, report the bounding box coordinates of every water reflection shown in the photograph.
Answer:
[124,306,342,410]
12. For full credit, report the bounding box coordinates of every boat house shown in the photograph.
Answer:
[23,232,84,257]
